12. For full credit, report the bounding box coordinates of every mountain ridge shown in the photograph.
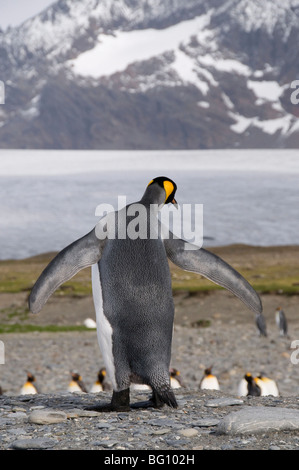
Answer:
[0,0,298,149]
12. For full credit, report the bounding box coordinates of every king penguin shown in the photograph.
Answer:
[68,372,88,393]
[244,373,261,396]
[20,372,39,395]
[256,373,279,397]
[275,307,288,337]
[90,368,111,393]
[199,367,220,391]
[170,368,184,389]
[28,176,262,412]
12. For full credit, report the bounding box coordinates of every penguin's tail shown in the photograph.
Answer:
[154,387,178,408]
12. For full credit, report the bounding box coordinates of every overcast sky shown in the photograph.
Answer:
[0,0,55,29]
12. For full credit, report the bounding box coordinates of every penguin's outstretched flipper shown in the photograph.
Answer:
[29,228,105,314]
[163,234,262,315]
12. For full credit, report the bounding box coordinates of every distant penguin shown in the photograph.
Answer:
[256,373,279,397]
[275,307,288,337]
[20,372,39,395]
[237,375,249,397]
[84,318,97,329]
[244,373,261,397]
[199,367,220,391]
[255,312,267,337]
[130,383,152,391]
[131,368,184,391]
[170,368,184,389]
[29,176,262,411]
[68,372,88,393]
[90,368,111,393]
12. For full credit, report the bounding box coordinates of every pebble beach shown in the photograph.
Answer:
[0,244,299,451]
[1,290,299,451]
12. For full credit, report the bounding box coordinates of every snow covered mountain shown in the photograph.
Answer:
[0,0,298,149]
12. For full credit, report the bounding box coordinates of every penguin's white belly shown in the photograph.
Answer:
[237,379,248,396]
[90,383,104,393]
[91,264,116,389]
[256,378,279,397]
[170,378,181,389]
[20,383,37,395]
[130,383,152,391]
[200,376,220,391]
[68,382,84,393]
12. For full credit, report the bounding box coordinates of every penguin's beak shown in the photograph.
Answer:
[171,198,178,209]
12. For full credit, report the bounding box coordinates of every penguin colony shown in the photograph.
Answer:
[26,177,285,410]
[9,367,279,398]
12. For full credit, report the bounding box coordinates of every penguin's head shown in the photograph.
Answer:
[244,373,253,384]
[71,372,82,382]
[204,367,213,377]
[146,176,177,206]
[170,368,180,378]
[26,371,35,383]
[98,368,107,382]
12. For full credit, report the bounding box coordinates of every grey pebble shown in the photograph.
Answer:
[205,397,244,408]
[7,428,30,436]
[67,408,100,418]
[92,440,118,448]
[151,428,171,435]
[146,418,182,428]
[216,406,299,435]
[0,418,15,426]
[179,428,199,437]
[11,438,58,450]
[97,422,111,429]
[165,439,189,448]
[192,418,220,427]
[9,412,27,420]
[29,409,68,425]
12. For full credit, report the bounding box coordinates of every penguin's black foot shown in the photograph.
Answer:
[85,388,131,413]
[130,399,157,409]
[131,391,169,410]
[85,403,131,412]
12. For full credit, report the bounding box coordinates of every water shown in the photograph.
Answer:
[0,149,298,260]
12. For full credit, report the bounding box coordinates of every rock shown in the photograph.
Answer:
[147,418,182,429]
[9,412,27,420]
[179,428,199,438]
[205,397,244,408]
[11,438,57,450]
[152,428,171,435]
[97,421,111,429]
[216,406,299,435]
[192,418,220,427]
[66,408,100,418]
[92,440,118,448]
[29,409,68,425]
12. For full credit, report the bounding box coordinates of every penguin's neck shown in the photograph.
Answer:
[139,198,163,223]
[140,186,165,208]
